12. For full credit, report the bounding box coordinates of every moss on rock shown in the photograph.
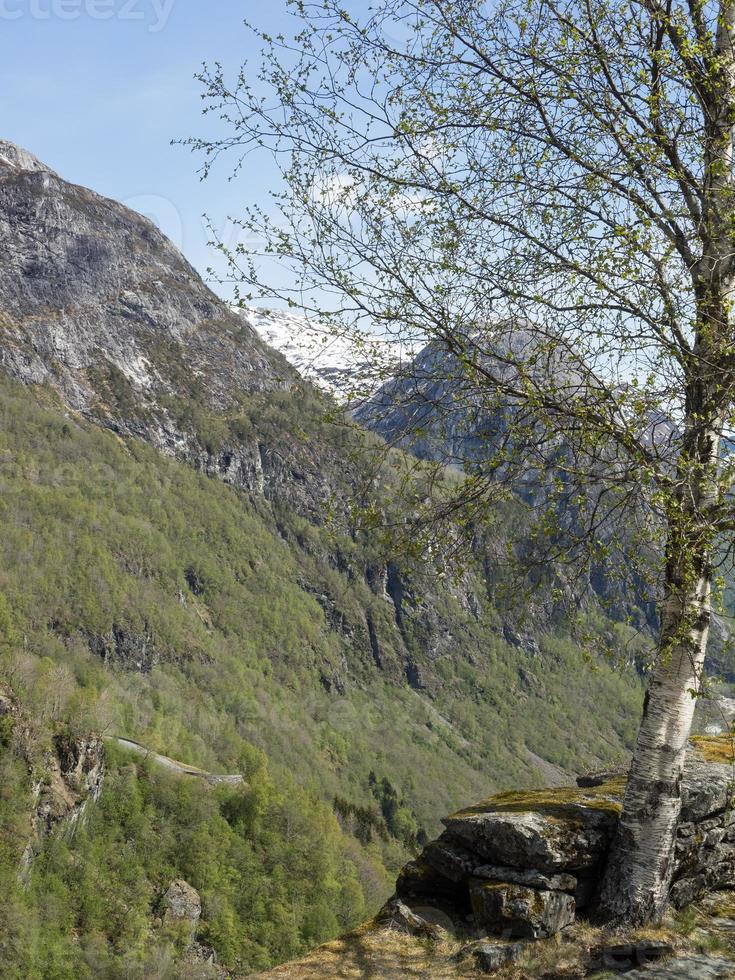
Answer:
[449,777,626,821]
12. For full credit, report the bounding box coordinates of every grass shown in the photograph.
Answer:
[689,735,735,765]
[448,778,627,820]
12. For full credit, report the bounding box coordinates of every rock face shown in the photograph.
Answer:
[0,139,281,424]
[162,879,202,946]
[88,623,158,673]
[455,938,529,972]
[469,879,575,939]
[392,737,735,944]
[163,879,202,925]
[19,732,105,884]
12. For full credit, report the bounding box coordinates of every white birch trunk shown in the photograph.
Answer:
[595,565,712,925]
[597,0,735,924]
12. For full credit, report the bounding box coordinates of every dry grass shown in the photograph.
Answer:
[689,735,735,765]
[249,921,479,979]
[248,903,735,980]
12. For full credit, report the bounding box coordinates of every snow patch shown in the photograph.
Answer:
[239,306,414,402]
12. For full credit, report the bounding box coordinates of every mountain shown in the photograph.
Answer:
[242,307,371,400]
[243,306,414,403]
[0,141,283,412]
[0,141,644,977]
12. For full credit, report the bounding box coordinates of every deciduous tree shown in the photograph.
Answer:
[191,0,735,925]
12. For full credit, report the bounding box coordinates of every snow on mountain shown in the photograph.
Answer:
[240,306,411,402]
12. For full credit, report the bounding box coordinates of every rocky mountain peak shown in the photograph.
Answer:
[0,139,290,456]
[0,139,54,175]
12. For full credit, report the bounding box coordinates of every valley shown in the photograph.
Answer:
[0,141,649,977]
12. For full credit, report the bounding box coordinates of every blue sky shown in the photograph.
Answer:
[1,0,296,299]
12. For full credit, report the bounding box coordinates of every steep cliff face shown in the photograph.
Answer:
[0,141,367,524]
[0,139,285,442]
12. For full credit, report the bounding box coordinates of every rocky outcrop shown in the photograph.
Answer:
[88,623,157,672]
[19,731,105,885]
[162,879,202,933]
[469,879,575,939]
[392,737,735,947]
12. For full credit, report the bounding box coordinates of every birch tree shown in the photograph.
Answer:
[191,0,735,926]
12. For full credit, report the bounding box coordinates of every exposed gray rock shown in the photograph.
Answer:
[376,898,446,939]
[19,733,105,885]
[442,800,616,873]
[162,879,202,940]
[395,857,467,904]
[622,955,734,979]
[88,623,157,673]
[0,140,281,426]
[423,838,577,891]
[680,752,733,823]
[0,140,344,526]
[455,938,528,973]
[473,863,577,893]
[669,749,735,907]
[469,879,575,939]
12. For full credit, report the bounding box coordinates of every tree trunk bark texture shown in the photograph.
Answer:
[595,563,712,926]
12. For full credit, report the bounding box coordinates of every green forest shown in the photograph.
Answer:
[0,376,643,977]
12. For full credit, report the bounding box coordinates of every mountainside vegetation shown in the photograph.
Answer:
[0,138,659,976]
[0,373,643,977]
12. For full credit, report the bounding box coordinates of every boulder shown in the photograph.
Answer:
[455,938,528,973]
[469,879,575,939]
[587,939,675,972]
[376,898,446,939]
[396,857,466,904]
[162,879,202,935]
[442,793,618,872]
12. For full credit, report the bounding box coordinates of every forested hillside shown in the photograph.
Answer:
[0,141,645,977]
[0,374,642,976]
